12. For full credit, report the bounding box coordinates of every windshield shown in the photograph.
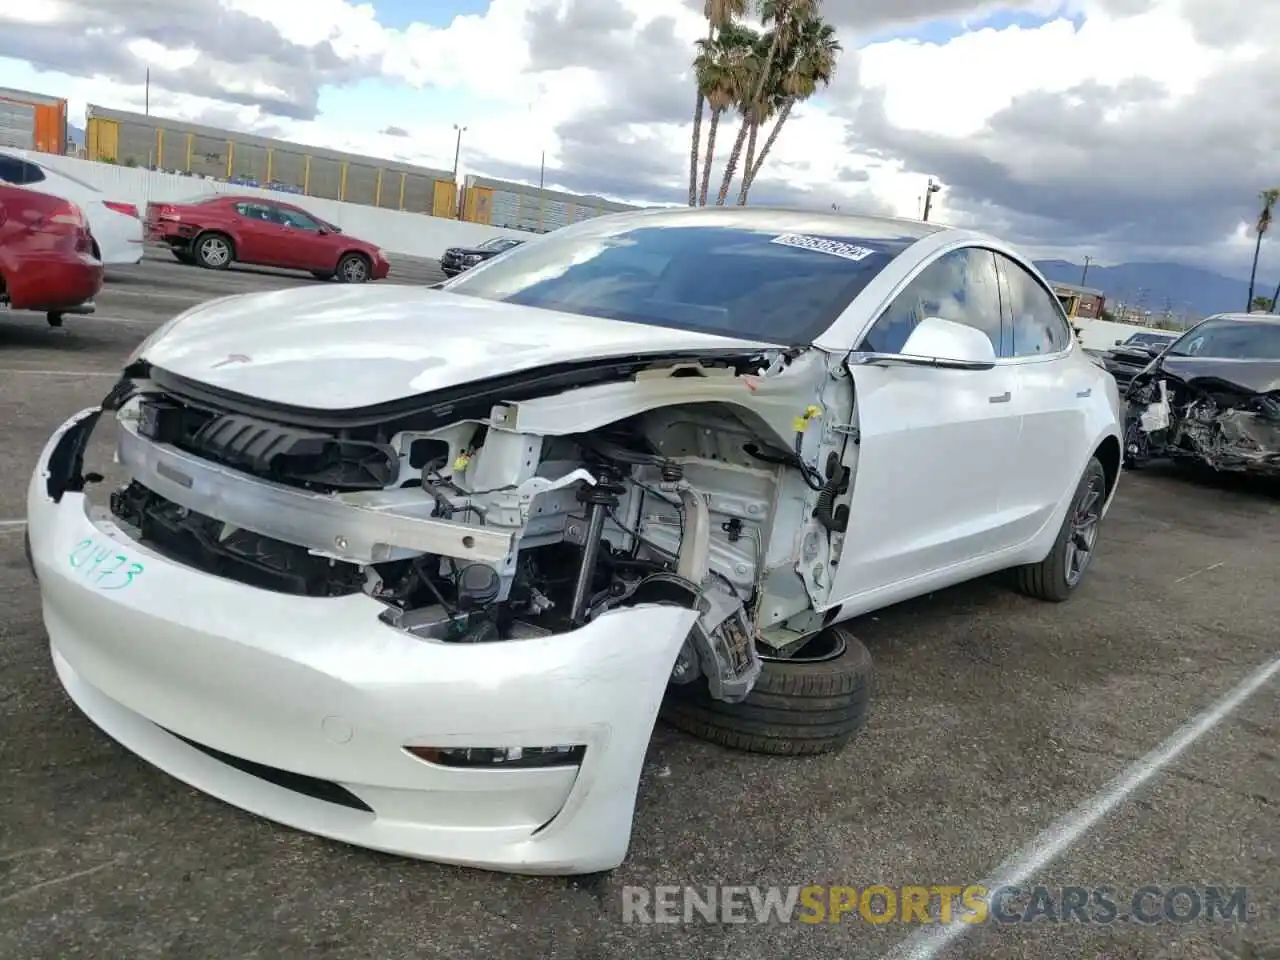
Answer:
[1166,320,1280,360]
[444,215,918,343]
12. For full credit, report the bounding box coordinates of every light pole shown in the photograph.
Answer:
[1080,255,1092,286]
[452,124,466,180]
[921,178,941,222]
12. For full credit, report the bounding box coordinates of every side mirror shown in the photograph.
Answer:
[316,228,328,236]
[851,316,996,370]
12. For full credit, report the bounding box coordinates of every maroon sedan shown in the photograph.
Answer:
[0,184,103,327]
[145,194,390,282]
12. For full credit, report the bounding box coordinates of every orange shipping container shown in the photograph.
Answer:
[0,88,67,154]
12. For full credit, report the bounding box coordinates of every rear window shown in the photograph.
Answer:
[444,218,918,343]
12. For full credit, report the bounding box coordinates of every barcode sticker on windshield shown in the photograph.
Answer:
[770,234,876,261]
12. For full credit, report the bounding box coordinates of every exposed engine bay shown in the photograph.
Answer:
[85,350,861,704]
[1125,366,1280,476]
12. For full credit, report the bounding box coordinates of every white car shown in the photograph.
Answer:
[0,150,144,266]
[26,208,1122,875]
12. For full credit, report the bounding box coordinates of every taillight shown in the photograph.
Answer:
[104,200,139,218]
[49,199,87,227]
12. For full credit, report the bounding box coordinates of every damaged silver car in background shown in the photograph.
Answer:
[1125,312,1280,476]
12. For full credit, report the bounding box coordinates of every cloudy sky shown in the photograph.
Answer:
[1,0,1276,279]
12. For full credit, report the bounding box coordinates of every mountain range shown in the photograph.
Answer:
[1033,259,1270,319]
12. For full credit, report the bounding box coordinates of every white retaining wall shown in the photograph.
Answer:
[1073,316,1176,351]
[16,150,530,260]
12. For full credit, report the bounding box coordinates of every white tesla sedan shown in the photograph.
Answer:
[26,208,1122,875]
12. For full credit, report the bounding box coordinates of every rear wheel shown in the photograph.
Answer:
[659,626,873,756]
[1015,456,1107,602]
[194,232,234,270]
[336,252,370,283]
[46,312,64,328]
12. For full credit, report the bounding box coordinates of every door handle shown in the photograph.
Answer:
[988,391,1011,404]
[1076,388,1092,398]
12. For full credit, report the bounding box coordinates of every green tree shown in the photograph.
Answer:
[1246,187,1280,310]
[1251,295,1274,312]
[692,22,759,207]
[736,14,840,205]
[715,0,819,205]
[689,0,749,206]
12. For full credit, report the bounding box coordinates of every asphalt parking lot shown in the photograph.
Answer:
[1,253,1277,960]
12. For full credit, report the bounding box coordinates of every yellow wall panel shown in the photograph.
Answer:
[88,118,120,161]
[462,186,493,224]
[432,180,457,218]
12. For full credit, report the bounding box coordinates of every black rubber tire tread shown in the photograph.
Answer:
[1015,456,1106,603]
[193,232,234,270]
[659,626,872,756]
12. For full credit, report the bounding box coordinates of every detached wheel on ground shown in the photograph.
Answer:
[336,252,371,283]
[193,232,234,270]
[1015,455,1107,602]
[659,626,872,756]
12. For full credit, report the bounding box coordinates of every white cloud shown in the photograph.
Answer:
[0,0,1272,277]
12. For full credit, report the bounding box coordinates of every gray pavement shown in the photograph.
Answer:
[0,253,1277,960]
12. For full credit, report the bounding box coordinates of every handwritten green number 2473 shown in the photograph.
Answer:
[68,538,145,590]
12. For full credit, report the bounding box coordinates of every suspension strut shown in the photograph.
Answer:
[569,467,625,625]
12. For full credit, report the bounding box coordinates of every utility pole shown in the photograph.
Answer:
[1080,255,1092,286]
[451,123,466,180]
[921,178,941,222]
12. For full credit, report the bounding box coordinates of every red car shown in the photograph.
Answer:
[145,195,390,283]
[0,183,103,327]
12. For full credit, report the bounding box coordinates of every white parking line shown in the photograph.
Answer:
[885,653,1280,960]
[1174,561,1224,584]
[0,368,117,378]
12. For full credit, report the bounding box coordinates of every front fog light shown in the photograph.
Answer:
[405,745,586,768]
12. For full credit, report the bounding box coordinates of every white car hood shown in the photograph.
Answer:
[139,284,771,410]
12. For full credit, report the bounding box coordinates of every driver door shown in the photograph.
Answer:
[825,246,1026,606]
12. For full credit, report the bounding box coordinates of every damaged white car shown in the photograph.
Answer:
[26,208,1123,875]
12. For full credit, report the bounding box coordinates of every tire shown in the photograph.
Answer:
[1015,456,1107,602]
[311,270,335,281]
[336,252,371,283]
[193,232,234,270]
[46,312,64,328]
[659,626,873,756]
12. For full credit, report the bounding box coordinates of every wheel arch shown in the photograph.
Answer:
[1093,432,1122,498]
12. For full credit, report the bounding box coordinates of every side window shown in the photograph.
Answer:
[859,247,1005,356]
[996,255,1073,357]
[276,207,320,230]
[234,202,275,221]
[0,155,44,184]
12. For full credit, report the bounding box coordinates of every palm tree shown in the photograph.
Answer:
[736,15,840,205]
[690,0,748,205]
[1246,188,1280,311]
[715,0,818,205]
[695,23,758,206]
[714,29,773,205]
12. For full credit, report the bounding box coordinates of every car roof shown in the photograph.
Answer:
[1201,312,1280,325]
